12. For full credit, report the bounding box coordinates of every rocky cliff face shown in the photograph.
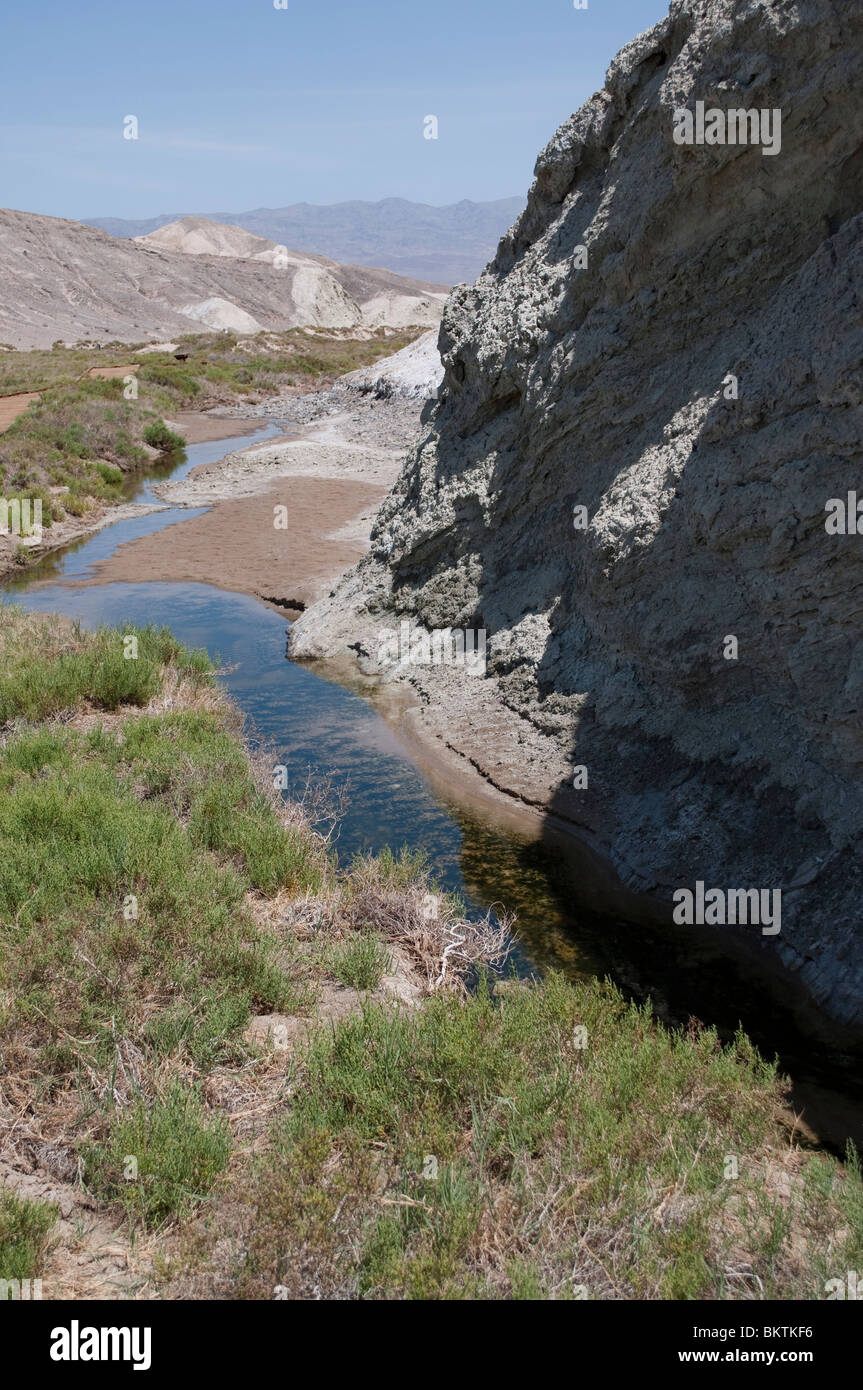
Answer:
[291,0,863,1023]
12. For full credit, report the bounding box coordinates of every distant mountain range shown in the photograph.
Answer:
[84,198,525,286]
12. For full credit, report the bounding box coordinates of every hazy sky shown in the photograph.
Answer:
[0,0,668,219]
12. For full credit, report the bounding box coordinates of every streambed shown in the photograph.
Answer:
[3,422,861,1152]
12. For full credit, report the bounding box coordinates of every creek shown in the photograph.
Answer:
[3,422,861,1153]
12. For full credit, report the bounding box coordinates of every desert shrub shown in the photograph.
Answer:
[142,420,185,451]
[0,1190,57,1283]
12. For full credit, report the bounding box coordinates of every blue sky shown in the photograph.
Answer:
[0,0,668,219]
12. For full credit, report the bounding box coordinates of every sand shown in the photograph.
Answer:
[72,394,421,608]
[78,476,387,612]
[165,411,274,446]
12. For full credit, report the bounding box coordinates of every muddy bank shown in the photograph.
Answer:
[77,476,388,613]
[74,392,424,609]
[165,411,274,447]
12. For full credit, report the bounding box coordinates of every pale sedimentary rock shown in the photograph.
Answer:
[292,0,863,1022]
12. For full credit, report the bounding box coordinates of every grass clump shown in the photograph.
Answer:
[83,1082,230,1227]
[142,420,185,451]
[0,611,208,725]
[328,933,392,991]
[0,1190,57,1284]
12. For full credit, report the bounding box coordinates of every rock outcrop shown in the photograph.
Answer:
[340,330,444,400]
[291,0,863,1023]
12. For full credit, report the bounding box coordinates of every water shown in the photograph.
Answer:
[4,425,862,1152]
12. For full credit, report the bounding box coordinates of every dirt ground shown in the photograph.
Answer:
[78,475,388,612]
[75,394,420,608]
[165,411,273,446]
[0,391,40,434]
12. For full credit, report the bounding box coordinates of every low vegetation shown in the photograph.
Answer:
[228,984,863,1301]
[0,378,177,528]
[141,419,185,452]
[0,328,424,399]
[0,607,860,1300]
[0,327,423,557]
[0,1189,57,1283]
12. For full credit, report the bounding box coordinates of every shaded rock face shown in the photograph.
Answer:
[291,0,863,1022]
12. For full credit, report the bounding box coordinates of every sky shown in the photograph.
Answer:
[0,0,669,220]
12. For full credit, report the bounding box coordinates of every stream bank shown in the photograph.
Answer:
[3,385,863,1155]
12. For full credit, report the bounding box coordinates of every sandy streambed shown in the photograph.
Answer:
[75,396,421,610]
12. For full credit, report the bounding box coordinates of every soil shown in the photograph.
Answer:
[75,394,420,608]
[78,476,388,613]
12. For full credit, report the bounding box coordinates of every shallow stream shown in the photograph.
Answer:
[4,424,861,1152]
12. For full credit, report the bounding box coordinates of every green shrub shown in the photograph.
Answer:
[83,1081,230,1226]
[93,461,123,486]
[61,491,90,517]
[142,420,186,451]
[137,365,201,401]
[328,933,392,991]
[0,1190,57,1283]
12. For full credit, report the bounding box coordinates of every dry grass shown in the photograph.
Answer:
[340,858,512,993]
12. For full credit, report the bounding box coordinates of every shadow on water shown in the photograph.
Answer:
[452,814,863,1157]
[3,420,862,1154]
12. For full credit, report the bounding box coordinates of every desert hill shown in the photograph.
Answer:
[85,197,526,286]
[0,209,448,349]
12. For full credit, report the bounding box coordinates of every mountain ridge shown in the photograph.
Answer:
[83,197,525,286]
[0,207,447,348]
